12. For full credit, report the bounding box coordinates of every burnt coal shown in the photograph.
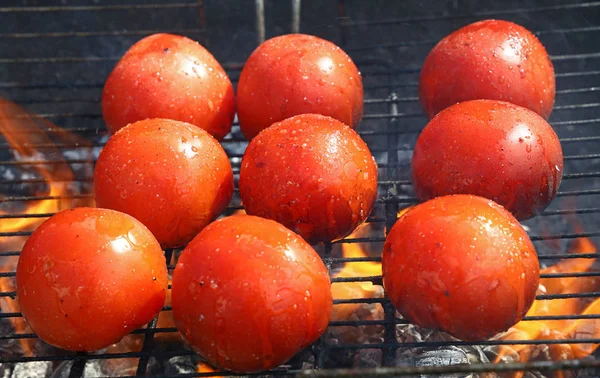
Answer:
[10,362,52,378]
[396,323,496,378]
[159,355,197,375]
[49,361,105,378]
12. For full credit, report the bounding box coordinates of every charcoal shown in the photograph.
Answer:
[10,362,51,378]
[0,365,10,378]
[48,361,104,378]
[163,355,198,375]
[353,348,383,368]
[396,324,497,378]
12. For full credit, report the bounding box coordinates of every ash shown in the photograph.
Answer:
[395,323,497,378]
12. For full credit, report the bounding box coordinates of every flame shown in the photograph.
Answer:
[495,220,600,375]
[330,229,382,321]
[0,99,73,232]
[0,98,93,356]
[197,361,222,376]
[332,204,599,372]
[331,207,412,321]
[396,206,413,219]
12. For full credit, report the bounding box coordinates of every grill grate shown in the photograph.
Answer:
[1,0,600,377]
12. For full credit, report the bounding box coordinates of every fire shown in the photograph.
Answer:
[0,98,93,356]
[331,207,412,321]
[333,205,599,373]
[330,226,382,321]
[495,221,600,376]
[197,361,222,376]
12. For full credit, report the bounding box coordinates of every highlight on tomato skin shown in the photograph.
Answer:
[419,19,555,119]
[236,33,364,141]
[102,33,235,140]
[239,113,378,244]
[171,214,332,373]
[15,207,168,352]
[382,194,540,342]
[411,99,563,221]
[93,118,234,249]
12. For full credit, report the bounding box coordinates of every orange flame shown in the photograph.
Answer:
[197,361,222,376]
[333,204,599,373]
[331,207,412,321]
[330,232,382,321]
[495,220,600,376]
[0,98,93,356]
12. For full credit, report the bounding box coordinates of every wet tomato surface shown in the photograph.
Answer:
[236,34,363,140]
[382,195,540,341]
[411,100,563,220]
[16,207,168,351]
[94,118,234,248]
[172,214,332,373]
[419,19,555,119]
[239,114,378,244]
[102,33,235,140]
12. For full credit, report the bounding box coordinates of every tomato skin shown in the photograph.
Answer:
[236,34,363,140]
[172,215,332,373]
[419,19,555,119]
[94,118,234,248]
[411,100,563,220]
[16,207,168,351]
[382,195,539,341]
[102,33,235,140]
[239,114,378,244]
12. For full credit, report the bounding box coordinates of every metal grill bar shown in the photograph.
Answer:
[3,100,597,121]
[326,339,600,349]
[135,316,159,376]
[300,359,600,377]
[328,314,600,326]
[347,26,600,52]
[6,270,600,281]
[3,311,600,335]
[376,173,600,185]
[331,291,600,306]
[1,288,599,302]
[3,68,596,90]
[315,242,333,368]
[0,251,597,261]
[556,70,600,77]
[541,207,600,215]
[3,52,599,65]
[0,3,197,12]
[0,29,204,39]
[0,178,93,185]
[3,113,599,137]
[339,1,600,26]
[3,150,600,171]
[0,351,196,364]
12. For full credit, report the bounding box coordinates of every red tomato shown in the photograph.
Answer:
[172,214,332,372]
[411,100,563,220]
[94,118,234,248]
[419,19,555,119]
[239,114,378,244]
[16,207,168,351]
[382,195,540,341]
[102,33,235,140]
[236,34,363,140]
